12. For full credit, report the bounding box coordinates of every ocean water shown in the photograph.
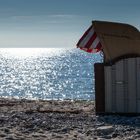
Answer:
[0,48,102,100]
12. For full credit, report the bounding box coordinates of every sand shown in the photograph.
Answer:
[0,98,140,140]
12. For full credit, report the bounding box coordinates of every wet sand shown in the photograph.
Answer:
[0,98,140,140]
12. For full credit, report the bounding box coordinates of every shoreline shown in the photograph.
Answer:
[0,97,95,113]
[0,98,140,140]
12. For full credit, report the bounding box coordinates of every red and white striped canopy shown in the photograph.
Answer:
[77,25,102,53]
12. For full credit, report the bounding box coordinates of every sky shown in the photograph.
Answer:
[0,0,140,48]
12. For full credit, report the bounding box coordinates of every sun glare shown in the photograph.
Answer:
[0,48,62,58]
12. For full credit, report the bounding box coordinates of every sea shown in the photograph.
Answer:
[0,48,102,100]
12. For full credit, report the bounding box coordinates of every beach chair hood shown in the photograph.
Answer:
[92,21,140,63]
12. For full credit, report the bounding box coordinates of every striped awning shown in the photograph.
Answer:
[77,25,102,53]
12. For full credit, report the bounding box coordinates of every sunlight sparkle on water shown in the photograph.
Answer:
[0,48,98,100]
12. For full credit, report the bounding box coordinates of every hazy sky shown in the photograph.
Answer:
[0,0,140,48]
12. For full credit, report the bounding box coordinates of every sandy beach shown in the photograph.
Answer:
[0,98,140,140]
